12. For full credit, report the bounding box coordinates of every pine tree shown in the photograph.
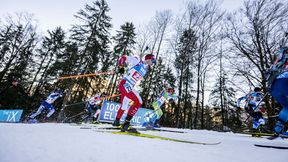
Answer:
[144,57,166,107]
[0,13,37,111]
[29,27,67,96]
[163,67,176,89]
[0,13,37,84]
[209,73,238,131]
[161,66,177,126]
[175,28,197,128]
[108,22,136,96]
[57,0,113,121]
[68,0,112,101]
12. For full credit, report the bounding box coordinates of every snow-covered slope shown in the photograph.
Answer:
[0,123,287,162]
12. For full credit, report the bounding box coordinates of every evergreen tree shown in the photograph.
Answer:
[29,27,67,96]
[175,28,197,128]
[68,0,112,102]
[209,73,239,131]
[113,22,136,53]
[0,13,37,112]
[108,22,136,96]
[160,66,177,127]
[0,14,37,84]
[56,0,113,121]
[45,39,79,93]
[143,57,166,108]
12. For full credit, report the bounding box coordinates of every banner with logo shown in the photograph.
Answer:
[0,109,23,122]
[99,100,153,126]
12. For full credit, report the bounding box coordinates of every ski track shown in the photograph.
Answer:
[0,123,287,162]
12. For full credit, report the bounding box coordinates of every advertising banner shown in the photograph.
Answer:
[0,109,23,122]
[99,100,153,126]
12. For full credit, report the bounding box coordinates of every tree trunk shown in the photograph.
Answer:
[176,66,183,128]
[193,59,201,129]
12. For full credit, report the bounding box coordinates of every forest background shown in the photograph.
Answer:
[0,0,287,132]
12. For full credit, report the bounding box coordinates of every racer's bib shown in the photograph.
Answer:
[124,62,148,87]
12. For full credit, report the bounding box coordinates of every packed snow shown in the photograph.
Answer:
[0,123,287,162]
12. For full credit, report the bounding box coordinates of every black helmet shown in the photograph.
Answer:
[101,92,108,97]
[254,87,261,92]
[55,88,64,94]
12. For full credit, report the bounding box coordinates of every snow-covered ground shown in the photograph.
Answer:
[0,123,287,162]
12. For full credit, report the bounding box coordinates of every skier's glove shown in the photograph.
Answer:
[118,67,125,74]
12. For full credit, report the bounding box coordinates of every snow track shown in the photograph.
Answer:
[0,123,287,162]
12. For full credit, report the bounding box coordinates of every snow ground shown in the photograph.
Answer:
[0,123,287,162]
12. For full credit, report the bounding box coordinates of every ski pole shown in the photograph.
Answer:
[253,92,269,112]
[95,94,121,101]
[64,101,87,107]
[58,71,115,80]
[244,114,251,123]
[62,111,86,123]
[63,94,121,108]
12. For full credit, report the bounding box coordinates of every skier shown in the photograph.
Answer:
[82,92,107,124]
[267,47,288,136]
[237,87,266,132]
[142,84,177,129]
[28,89,65,122]
[112,53,156,132]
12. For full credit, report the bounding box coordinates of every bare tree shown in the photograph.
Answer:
[138,10,173,107]
[225,0,288,125]
[181,0,224,129]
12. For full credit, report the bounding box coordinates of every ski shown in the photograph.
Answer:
[242,132,273,136]
[254,144,288,149]
[112,131,220,145]
[267,134,288,140]
[94,129,220,145]
[95,126,186,133]
[137,127,186,133]
[80,126,93,129]
[241,132,288,138]
[26,119,38,124]
[96,126,121,130]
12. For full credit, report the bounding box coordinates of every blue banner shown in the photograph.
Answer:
[99,100,153,126]
[0,109,23,122]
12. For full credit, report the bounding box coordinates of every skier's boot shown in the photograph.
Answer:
[92,117,99,124]
[43,117,49,123]
[112,119,121,127]
[121,120,138,133]
[267,133,280,140]
[250,128,258,137]
[92,120,99,124]
[145,122,155,130]
[268,120,285,140]
[142,122,148,127]
[25,117,32,123]
[27,117,37,123]
[154,119,161,128]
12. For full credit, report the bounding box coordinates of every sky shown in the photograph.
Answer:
[0,0,243,34]
[0,123,287,162]
[0,0,245,103]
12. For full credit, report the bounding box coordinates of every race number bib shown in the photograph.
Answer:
[159,96,165,103]
[124,83,132,92]
[131,71,142,82]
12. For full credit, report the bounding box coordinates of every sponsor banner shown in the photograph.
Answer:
[99,100,153,126]
[0,109,23,122]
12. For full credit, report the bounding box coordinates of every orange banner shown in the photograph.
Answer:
[58,71,115,80]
